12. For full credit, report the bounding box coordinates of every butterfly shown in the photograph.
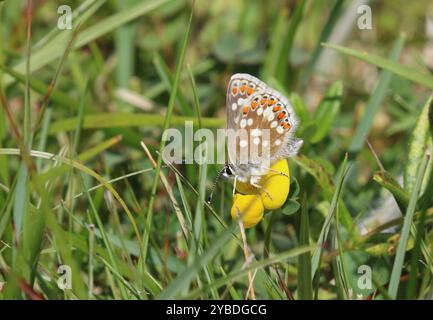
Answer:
[207,74,302,203]
[221,73,303,190]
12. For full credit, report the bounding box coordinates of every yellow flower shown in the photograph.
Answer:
[231,159,291,228]
[259,159,290,210]
[231,194,264,228]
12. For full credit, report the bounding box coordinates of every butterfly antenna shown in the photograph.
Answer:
[206,166,227,204]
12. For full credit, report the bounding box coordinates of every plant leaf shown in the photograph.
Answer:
[404,96,433,193]
[49,113,224,134]
[311,80,343,143]
[349,35,405,152]
[322,42,433,90]
[373,171,409,212]
[388,154,430,299]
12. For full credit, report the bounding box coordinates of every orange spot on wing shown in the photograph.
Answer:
[283,123,291,130]
[260,98,268,106]
[273,106,282,112]
[240,84,246,93]
[247,86,254,95]
[278,113,285,120]
[268,98,276,106]
[251,100,258,109]
[243,106,249,115]
[232,87,238,95]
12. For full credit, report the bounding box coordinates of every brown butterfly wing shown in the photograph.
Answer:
[226,73,302,176]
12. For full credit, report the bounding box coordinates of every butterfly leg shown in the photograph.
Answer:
[250,176,273,200]
[233,175,238,196]
[260,166,290,178]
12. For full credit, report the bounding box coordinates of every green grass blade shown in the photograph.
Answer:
[388,154,430,299]
[142,1,194,264]
[406,209,428,299]
[293,154,353,228]
[260,8,287,80]
[261,0,306,83]
[263,211,276,273]
[404,96,433,192]
[334,196,350,300]
[349,35,405,152]
[297,193,312,299]
[39,135,122,183]
[49,113,224,134]
[311,80,343,144]
[0,148,143,249]
[114,0,137,88]
[72,81,89,155]
[6,0,172,86]
[32,0,104,50]
[0,63,78,111]
[12,164,28,259]
[373,171,410,212]
[158,223,236,299]
[311,154,348,279]
[322,41,433,90]
[98,256,142,299]
[35,109,51,171]
[275,0,306,84]
[187,64,202,129]
[184,245,315,299]
[300,0,344,88]
[82,174,130,299]
[153,53,193,116]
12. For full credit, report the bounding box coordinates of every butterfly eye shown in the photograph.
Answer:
[222,166,233,178]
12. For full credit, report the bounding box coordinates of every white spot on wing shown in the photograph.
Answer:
[271,121,278,128]
[275,139,281,146]
[240,140,248,148]
[267,113,275,121]
[247,118,253,126]
[251,129,261,136]
[231,103,237,111]
[277,126,284,134]
[240,119,247,128]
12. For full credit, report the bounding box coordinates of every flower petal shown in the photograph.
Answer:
[235,180,258,194]
[231,194,264,228]
[260,159,290,210]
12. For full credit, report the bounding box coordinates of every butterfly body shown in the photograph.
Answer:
[225,73,303,186]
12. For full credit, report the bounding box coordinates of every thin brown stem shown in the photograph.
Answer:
[236,208,256,300]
